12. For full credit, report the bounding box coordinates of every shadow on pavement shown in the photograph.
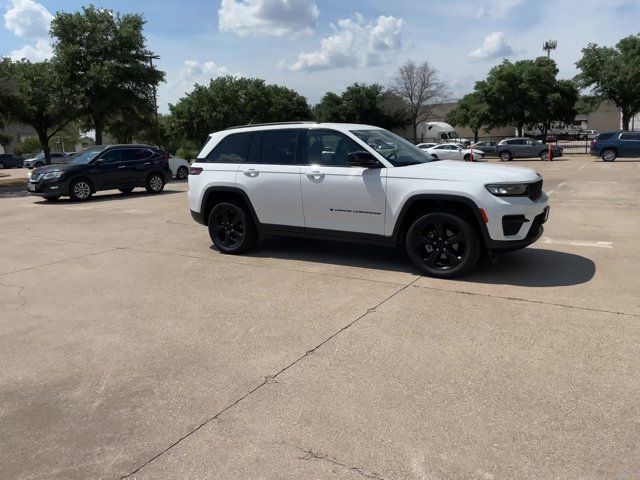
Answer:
[243,239,595,287]
[468,248,595,287]
[31,188,183,205]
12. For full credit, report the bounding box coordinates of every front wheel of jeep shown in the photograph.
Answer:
[405,211,480,279]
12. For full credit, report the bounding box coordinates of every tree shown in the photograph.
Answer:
[474,57,576,139]
[576,34,640,131]
[15,136,41,156]
[0,131,12,151]
[391,60,449,142]
[0,59,77,163]
[446,92,488,142]
[170,76,312,146]
[50,6,164,144]
[314,83,408,129]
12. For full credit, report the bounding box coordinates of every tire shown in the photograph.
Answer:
[69,178,93,202]
[431,155,439,160]
[0,163,5,169]
[405,211,480,279]
[43,195,60,201]
[145,173,165,193]
[119,187,134,194]
[601,148,616,162]
[463,154,470,162]
[35,162,43,168]
[176,166,188,180]
[499,151,512,161]
[540,151,549,161]
[208,202,258,254]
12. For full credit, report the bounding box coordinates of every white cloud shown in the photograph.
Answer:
[218,0,318,37]
[8,37,52,61]
[287,14,405,72]
[180,60,230,81]
[3,0,52,38]
[468,31,514,60]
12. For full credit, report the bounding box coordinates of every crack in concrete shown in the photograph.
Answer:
[414,284,640,318]
[120,278,419,479]
[0,280,56,323]
[0,247,121,277]
[293,445,388,480]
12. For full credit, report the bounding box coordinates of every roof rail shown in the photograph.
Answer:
[224,121,318,130]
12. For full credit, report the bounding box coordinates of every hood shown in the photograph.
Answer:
[32,163,78,174]
[388,160,540,183]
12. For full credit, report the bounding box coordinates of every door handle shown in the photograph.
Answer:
[306,170,324,180]
[144,162,151,165]
[118,165,127,169]
[244,169,259,177]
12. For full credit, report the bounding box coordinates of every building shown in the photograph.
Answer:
[0,123,36,154]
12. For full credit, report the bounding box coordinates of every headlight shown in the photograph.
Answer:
[485,183,529,196]
[41,171,65,180]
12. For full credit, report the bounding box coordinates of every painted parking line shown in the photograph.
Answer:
[586,181,618,184]
[542,237,613,249]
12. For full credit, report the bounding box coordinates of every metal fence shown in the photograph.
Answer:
[401,135,593,154]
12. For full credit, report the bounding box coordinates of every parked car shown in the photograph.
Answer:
[188,122,549,278]
[0,153,24,169]
[27,144,172,201]
[585,129,599,139]
[590,131,640,161]
[470,141,497,156]
[424,143,484,161]
[416,143,438,150]
[23,152,68,169]
[169,156,190,179]
[496,137,563,161]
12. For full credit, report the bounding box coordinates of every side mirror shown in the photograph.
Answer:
[94,158,104,165]
[347,151,381,168]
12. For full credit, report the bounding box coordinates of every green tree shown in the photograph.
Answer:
[170,76,312,146]
[15,136,42,156]
[0,131,12,150]
[50,6,164,145]
[446,92,489,142]
[575,94,602,115]
[0,59,78,163]
[576,34,640,131]
[314,83,408,129]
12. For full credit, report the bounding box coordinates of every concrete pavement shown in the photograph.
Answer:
[1,156,639,479]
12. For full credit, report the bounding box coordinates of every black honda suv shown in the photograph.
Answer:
[27,144,172,201]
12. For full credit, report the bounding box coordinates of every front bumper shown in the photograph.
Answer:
[26,177,70,196]
[486,207,549,251]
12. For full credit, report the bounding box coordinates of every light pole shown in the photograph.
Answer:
[145,53,161,147]
[543,40,557,59]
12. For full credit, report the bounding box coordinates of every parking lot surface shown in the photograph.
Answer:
[1,156,639,479]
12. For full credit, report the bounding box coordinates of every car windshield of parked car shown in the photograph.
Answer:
[350,129,437,167]
[66,149,102,165]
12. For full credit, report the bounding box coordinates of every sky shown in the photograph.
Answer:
[2,0,640,114]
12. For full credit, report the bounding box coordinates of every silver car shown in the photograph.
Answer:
[496,137,563,161]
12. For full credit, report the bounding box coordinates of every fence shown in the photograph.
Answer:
[400,135,592,154]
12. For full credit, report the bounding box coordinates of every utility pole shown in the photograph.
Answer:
[145,54,161,147]
[543,40,557,59]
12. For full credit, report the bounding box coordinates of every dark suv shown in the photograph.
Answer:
[590,131,640,161]
[27,144,172,201]
[0,153,24,169]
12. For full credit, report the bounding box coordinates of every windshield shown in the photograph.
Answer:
[447,132,460,139]
[350,129,437,167]
[65,149,102,165]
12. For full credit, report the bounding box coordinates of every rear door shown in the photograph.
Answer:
[120,147,155,184]
[619,132,640,157]
[234,129,305,227]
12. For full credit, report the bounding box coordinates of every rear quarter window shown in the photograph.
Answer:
[203,132,252,163]
[596,133,615,140]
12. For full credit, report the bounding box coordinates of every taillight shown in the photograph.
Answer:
[189,167,203,175]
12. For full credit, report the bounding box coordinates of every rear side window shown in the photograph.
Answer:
[205,132,252,163]
[121,148,152,161]
[257,130,300,165]
[506,139,522,145]
[620,132,640,140]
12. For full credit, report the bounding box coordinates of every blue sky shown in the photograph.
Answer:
[2,0,640,113]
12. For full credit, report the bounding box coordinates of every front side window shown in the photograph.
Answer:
[204,132,252,163]
[307,130,363,166]
[67,149,103,165]
[99,149,122,164]
[351,129,436,167]
[620,133,640,140]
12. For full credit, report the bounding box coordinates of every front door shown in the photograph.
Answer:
[92,149,125,188]
[234,129,305,227]
[300,129,386,235]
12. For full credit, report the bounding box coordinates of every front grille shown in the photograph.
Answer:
[527,179,543,201]
[30,173,43,182]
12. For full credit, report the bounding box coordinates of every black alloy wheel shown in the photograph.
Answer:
[176,166,189,180]
[208,202,257,254]
[406,212,480,278]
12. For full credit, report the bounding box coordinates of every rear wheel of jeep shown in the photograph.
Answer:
[208,202,258,254]
[405,211,480,279]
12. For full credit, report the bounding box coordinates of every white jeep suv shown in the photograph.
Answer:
[188,122,549,278]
